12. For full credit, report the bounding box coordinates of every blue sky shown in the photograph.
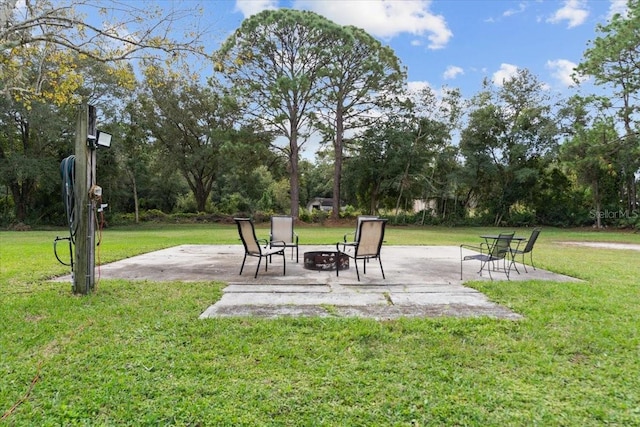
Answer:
[198,0,626,99]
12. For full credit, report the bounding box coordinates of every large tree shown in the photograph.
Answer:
[459,70,559,225]
[574,0,640,213]
[394,85,462,221]
[562,118,619,228]
[138,67,247,213]
[1,0,208,104]
[215,9,343,218]
[1,0,210,224]
[346,115,447,215]
[312,25,405,219]
[0,48,132,223]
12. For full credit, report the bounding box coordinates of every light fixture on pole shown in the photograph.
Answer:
[96,130,112,148]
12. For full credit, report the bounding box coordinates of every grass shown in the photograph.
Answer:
[1,224,640,425]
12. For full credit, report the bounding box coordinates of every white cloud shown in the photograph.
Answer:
[608,0,628,19]
[547,0,589,28]
[234,1,453,49]
[407,80,433,93]
[546,59,584,87]
[235,0,277,17]
[492,63,519,87]
[443,65,464,80]
[503,2,527,17]
[294,0,453,49]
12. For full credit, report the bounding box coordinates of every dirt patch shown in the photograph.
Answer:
[563,242,640,251]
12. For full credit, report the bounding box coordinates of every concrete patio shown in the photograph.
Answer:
[59,244,581,320]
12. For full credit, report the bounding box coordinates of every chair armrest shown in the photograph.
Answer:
[337,241,357,253]
[343,231,355,242]
[511,240,524,251]
[460,243,486,254]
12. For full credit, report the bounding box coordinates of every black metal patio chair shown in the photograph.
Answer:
[510,227,541,273]
[460,232,515,280]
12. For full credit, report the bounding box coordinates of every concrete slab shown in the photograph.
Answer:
[55,244,580,320]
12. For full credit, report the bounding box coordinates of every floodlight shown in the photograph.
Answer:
[96,131,112,148]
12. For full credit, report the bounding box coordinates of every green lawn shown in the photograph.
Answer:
[1,224,639,426]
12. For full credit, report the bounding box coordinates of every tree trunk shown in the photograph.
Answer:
[290,135,300,219]
[369,182,380,215]
[594,179,602,229]
[10,180,34,223]
[124,169,140,223]
[331,106,344,220]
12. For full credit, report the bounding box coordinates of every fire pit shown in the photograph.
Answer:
[303,251,349,271]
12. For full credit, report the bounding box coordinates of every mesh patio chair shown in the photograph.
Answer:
[510,227,541,273]
[235,218,286,279]
[270,215,299,262]
[460,232,515,280]
[336,218,387,281]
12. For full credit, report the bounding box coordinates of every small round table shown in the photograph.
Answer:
[303,251,349,271]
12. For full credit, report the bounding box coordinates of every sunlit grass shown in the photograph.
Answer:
[1,224,639,425]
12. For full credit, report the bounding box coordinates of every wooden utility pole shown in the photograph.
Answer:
[73,104,97,295]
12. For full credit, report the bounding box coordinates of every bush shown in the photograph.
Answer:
[140,209,168,222]
[508,207,537,227]
[217,193,251,215]
[339,205,359,219]
[174,193,198,214]
[250,210,275,224]
[298,209,312,223]
[310,209,329,224]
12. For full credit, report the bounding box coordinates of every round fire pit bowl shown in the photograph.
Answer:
[303,251,349,271]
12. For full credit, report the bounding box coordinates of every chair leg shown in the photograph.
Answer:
[482,259,493,280]
[530,252,536,270]
[509,253,520,275]
[521,252,528,273]
[282,251,286,276]
[240,253,248,275]
[378,256,385,279]
[254,257,262,279]
[354,259,360,281]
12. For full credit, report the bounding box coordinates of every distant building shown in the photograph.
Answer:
[307,197,335,212]
[413,199,438,213]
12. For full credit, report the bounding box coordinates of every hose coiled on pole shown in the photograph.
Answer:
[55,156,76,267]
[60,155,76,243]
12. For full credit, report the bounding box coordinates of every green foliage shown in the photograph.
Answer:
[297,208,311,223]
[174,192,199,213]
[139,209,169,222]
[459,70,559,227]
[2,1,639,234]
[217,192,252,216]
[310,209,330,224]
[339,205,360,219]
